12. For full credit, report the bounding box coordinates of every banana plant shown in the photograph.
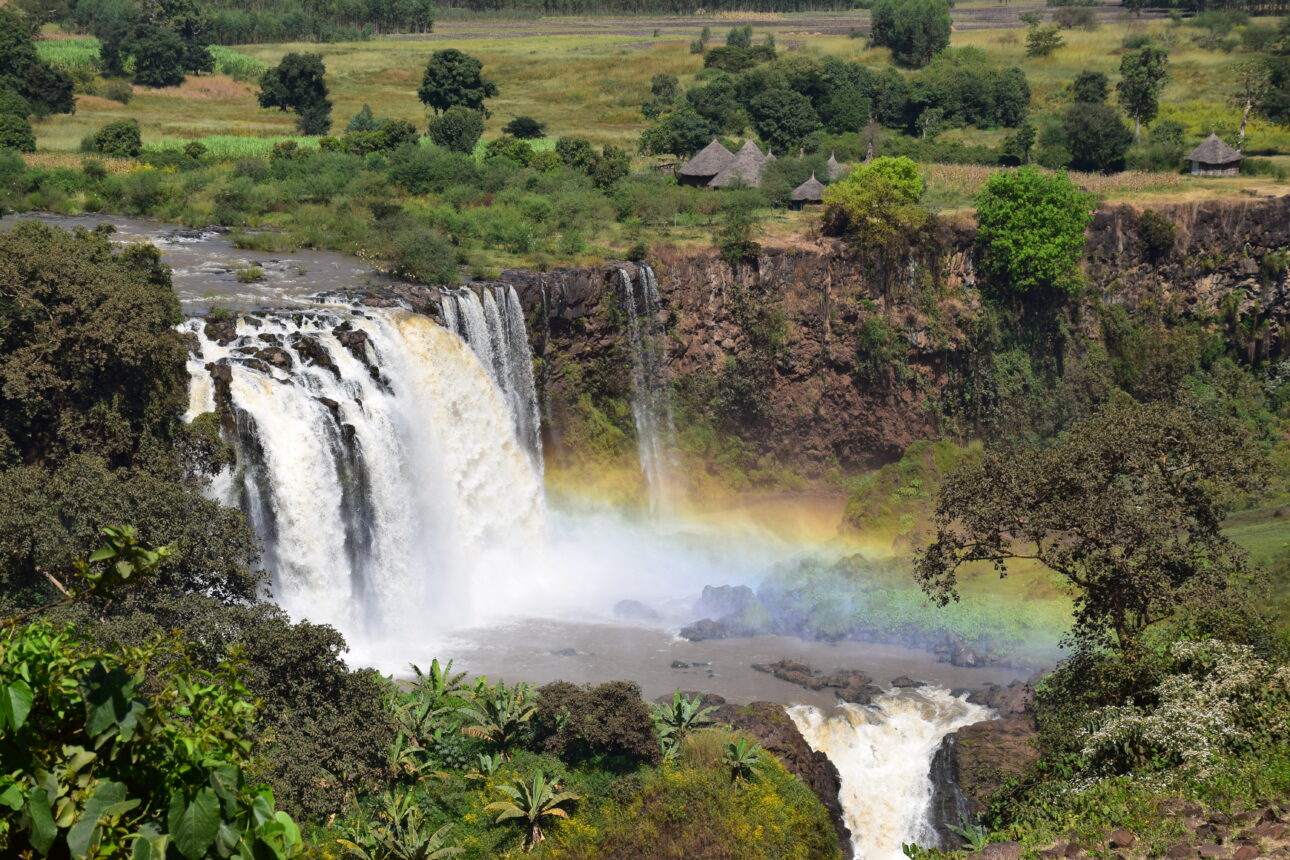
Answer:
[723,738,762,784]
[483,771,578,851]
[336,791,461,860]
[651,690,717,743]
[457,681,536,760]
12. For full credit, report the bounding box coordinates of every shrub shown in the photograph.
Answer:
[1026,25,1065,57]
[1063,101,1133,172]
[383,220,459,284]
[822,156,930,249]
[1053,6,1098,29]
[102,79,133,104]
[974,166,1094,299]
[534,680,660,765]
[1137,208,1176,259]
[427,105,484,154]
[556,136,596,172]
[85,119,142,157]
[504,115,546,139]
[0,114,35,152]
[485,135,534,166]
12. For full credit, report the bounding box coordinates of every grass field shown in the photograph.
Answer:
[30,10,1290,159]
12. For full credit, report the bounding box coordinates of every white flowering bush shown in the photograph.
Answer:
[1079,639,1290,776]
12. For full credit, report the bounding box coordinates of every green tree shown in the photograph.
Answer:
[915,400,1269,651]
[258,53,332,135]
[1230,60,1270,150]
[418,49,498,117]
[0,112,34,151]
[427,105,484,154]
[1063,100,1133,172]
[973,165,1092,298]
[533,680,661,765]
[638,108,715,157]
[650,72,679,105]
[484,771,579,851]
[1070,70,1109,103]
[748,88,820,153]
[870,0,952,69]
[1117,45,1169,141]
[723,738,763,784]
[651,690,718,743]
[0,8,73,115]
[130,23,187,88]
[726,24,753,48]
[555,136,596,171]
[822,155,930,249]
[1025,25,1064,58]
[1000,121,1036,165]
[993,67,1032,126]
[589,144,631,189]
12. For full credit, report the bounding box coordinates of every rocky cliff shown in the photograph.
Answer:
[482,195,1290,481]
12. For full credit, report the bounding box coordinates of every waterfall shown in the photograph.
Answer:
[440,285,543,470]
[617,264,678,511]
[788,688,992,860]
[183,307,546,648]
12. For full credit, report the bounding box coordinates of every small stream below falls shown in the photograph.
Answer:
[18,212,1021,860]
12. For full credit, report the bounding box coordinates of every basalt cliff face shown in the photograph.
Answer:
[386,195,1290,477]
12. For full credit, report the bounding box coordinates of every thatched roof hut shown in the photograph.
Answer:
[678,139,735,186]
[1187,133,1241,177]
[825,152,844,180]
[791,173,825,209]
[709,140,767,189]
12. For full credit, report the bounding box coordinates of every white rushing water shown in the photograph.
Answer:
[184,307,545,655]
[617,265,679,511]
[440,285,544,471]
[789,688,993,860]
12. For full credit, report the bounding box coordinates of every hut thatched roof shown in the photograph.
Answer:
[826,152,844,180]
[791,173,825,203]
[709,140,767,188]
[679,138,735,178]
[1187,133,1241,164]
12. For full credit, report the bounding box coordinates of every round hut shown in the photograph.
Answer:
[791,173,825,209]
[709,140,768,189]
[1187,133,1242,177]
[678,139,735,187]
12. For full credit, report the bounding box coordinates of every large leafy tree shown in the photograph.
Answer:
[638,107,715,158]
[869,0,952,69]
[974,165,1093,299]
[1117,45,1169,142]
[748,88,819,153]
[258,53,332,135]
[427,105,484,154]
[914,400,1269,651]
[1062,100,1134,172]
[130,23,187,88]
[0,8,74,115]
[822,155,931,250]
[417,49,498,117]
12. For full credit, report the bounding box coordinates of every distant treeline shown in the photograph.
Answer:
[434,0,852,12]
[33,0,435,43]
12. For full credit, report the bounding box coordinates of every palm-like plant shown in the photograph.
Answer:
[399,659,468,740]
[336,790,462,860]
[652,690,717,743]
[458,680,536,759]
[723,738,762,784]
[484,771,579,851]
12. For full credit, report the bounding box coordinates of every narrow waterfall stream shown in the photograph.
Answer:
[184,307,545,650]
[439,284,544,471]
[617,264,679,511]
[789,689,993,860]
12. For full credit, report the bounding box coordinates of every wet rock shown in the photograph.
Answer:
[891,675,926,688]
[972,841,1023,860]
[670,660,690,669]
[951,645,980,667]
[951,712,1039,815]
[753,659,823,689]
[291,334,339,377]
[694,584,757,619]
[679,618,729,641]
[612,599,659,621]
[968,682,1034,716]
[204,314,238,345]
[254,346,293,370]
[1109,829,1137,849]
[550,647,577,657]
[711,700,852,858]
[928,734,973,850]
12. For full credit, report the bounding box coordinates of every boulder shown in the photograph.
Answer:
[679,618,729,641]
[891,675,926,688]
[968,682,1034,716]
[950,713,1040,815]
[694,584,758,619]
[613,599,659,621]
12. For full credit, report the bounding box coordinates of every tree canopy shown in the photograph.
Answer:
[258,53,332,135]
[418,49,498,117]
[915,400,1269,651]
[870,0,952,69]
[1117,45,1170,141]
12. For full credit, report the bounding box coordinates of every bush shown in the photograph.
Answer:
[0,114,35,152]
[84,119,142,157]
[1053,6,1098,29]
[534,680,660,765]
[503,115,546,139]
[1137,208,1177,259]
[1063,101,1133,172]
[822,156,930,249]
[102,79,133,104]
[1026,25,1065,57]
[384,220,459,284]
[974,166,1093,298]
[427,105,484,154]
